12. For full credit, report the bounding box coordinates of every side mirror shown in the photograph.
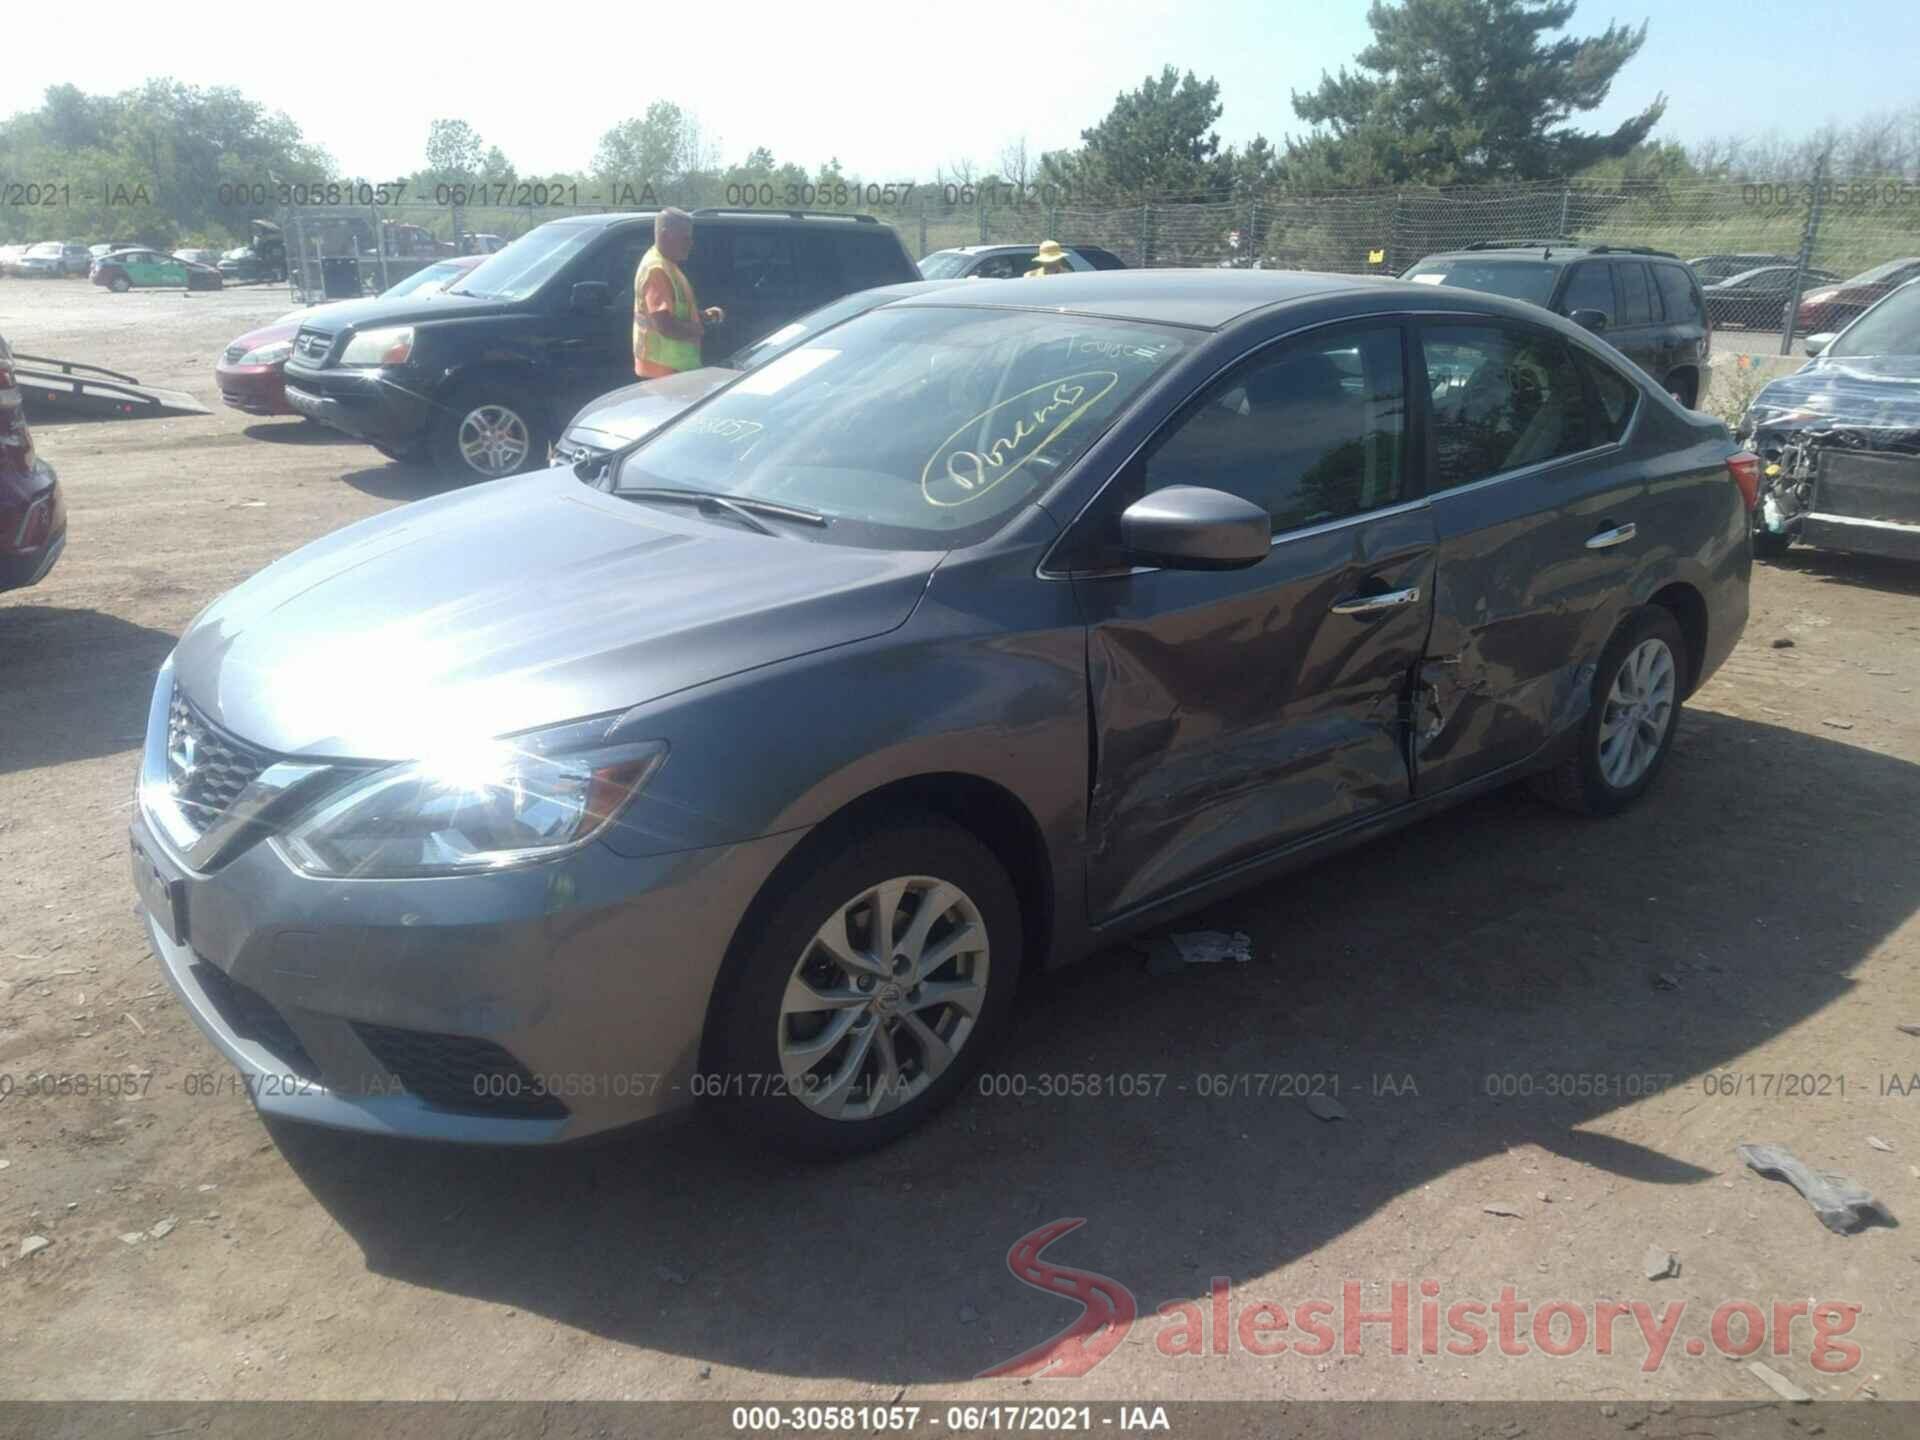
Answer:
[1568,308,1610,333]
[1119,486,1270,571]
[571,281,611,314]
[1802,332,1834,357]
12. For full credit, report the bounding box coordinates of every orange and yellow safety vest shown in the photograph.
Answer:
[633,246,702,378]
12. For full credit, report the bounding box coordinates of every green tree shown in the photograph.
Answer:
[593,102,689,185]
[1288,0,1666,185]
[1069,66,1234,197]
[424,118,486,177]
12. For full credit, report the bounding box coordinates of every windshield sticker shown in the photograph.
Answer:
[1408,273,1447,285]
[755,321,807,349]
[733,346,840,396]
[922,370,1119,508]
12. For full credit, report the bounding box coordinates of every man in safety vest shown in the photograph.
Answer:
[1024,240,1071,278]
[633,208,723,379]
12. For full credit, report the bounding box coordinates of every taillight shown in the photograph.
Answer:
[1727,451,1761,511]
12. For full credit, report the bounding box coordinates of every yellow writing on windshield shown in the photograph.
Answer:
[922,371,1120,508]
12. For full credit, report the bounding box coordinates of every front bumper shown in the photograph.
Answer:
[283,364,434,448]
[130,683,807,1142]
[215,362,293,416]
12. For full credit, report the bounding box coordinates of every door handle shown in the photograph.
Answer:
[1585,522,1637,550]
[1330,586,1422,617]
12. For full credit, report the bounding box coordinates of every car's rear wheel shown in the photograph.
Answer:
[1665,372,1697,408]
[709,817,1020,1156]
[108,274,130,293]
[1533,607,1687,816]
[431,390,546,481]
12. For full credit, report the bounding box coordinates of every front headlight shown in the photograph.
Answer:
[279,724,666,878]
[339,325,414,366]
[239,340,294,365]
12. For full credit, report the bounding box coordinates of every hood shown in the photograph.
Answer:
[563,368,738,448]
[228,316,303,352]
[1747,354,1920,443]
[292,289,522,335]
[172,469,939,759]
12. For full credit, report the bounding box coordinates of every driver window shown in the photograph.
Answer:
[1142,325,1408,534]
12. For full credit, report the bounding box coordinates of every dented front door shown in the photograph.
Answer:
[1079,508,1436,919]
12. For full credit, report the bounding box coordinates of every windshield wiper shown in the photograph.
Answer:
[619,486,829,533]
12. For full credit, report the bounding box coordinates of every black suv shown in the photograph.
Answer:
[282,209,920,478]
[1402,242,1711,406]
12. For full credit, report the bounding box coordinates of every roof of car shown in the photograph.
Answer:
[1417,243,1684,264]
[540,209,897,232]
[889,267,1386,329]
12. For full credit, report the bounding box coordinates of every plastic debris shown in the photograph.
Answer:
[1896,1023,1920,1037]
[1169,930,1253,964]
[1737,1142,1890,1234]
[1867,1136,1894,1152]
[19,1236,50,1258]
[1304,1093,1347,1122]
[1483,1202,1523,1218]
[1820,718,1854,730]
[1748,1361,1811,1402]
[148,1217,176,1241]
[1643,1245,1680,1280]
[118,1232,144,1245]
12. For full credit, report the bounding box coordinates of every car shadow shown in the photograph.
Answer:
[0,607,176,774]
[1763,547,1920,599]
[270,710,1915,1383]
[339,460,474,504]
[242,420,361,446]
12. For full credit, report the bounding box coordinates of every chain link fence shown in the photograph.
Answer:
[276,170,1920,352]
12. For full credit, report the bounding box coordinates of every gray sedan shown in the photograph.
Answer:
[133,271,1753,1153]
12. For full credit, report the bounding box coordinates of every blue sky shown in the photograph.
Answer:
[10,0,1919,180]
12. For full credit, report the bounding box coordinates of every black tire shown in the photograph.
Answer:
[1752,528,1794,559]
[430,388,546,481]
[708,816,1021,1157]
[1665,373,1697,408]
[108,274,130,293]
[1532,606,1688,817]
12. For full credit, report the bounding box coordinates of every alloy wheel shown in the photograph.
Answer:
[777,875,990,1122]
[1597,637,1676,789]
[456,404,531,477]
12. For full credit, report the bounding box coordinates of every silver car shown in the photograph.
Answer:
[134,270,1752,1153]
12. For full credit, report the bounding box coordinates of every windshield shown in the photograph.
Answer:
[725,290,895,371]
[614,306,1191,548]
[1402,259,1558,307]
[27,243,62,257]
[1830,280,1920,357]
[917,250,972,279]
[380,261,463,299]
[447,223,599,301]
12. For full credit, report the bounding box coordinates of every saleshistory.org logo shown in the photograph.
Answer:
[977,1220,1864,1379]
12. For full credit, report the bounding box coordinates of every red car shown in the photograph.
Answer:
[1791,257,1920,334]
[1,335,67,593]
[215,255,484,417]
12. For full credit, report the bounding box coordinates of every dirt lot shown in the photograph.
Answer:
[3,279,1919,1410]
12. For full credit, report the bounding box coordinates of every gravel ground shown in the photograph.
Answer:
[2,278,1918,1408]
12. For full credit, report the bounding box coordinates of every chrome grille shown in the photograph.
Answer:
[294,329,334,364]
[165,692,273,835]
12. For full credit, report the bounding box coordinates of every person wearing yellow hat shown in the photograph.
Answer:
[1024,240,1071,278]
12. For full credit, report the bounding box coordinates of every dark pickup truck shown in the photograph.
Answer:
[282,209,920,479]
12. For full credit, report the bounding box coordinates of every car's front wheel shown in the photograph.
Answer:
[709,817,1020,1156]
[1533,606,1687,816]
[108,274,130,293]
[432,390,546,481]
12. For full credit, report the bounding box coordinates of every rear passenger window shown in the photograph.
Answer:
[1422,325,1595,490]
[1615,263,1653,325]
[1560,263,1614,320]
[1144,325,1407,533]
[835,231,913,289]
[1578,354,1639,443]
[1653,265,1700,323]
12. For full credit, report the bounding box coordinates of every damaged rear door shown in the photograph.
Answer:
[1410,320,1646,794]
[1073,322,1436,920]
